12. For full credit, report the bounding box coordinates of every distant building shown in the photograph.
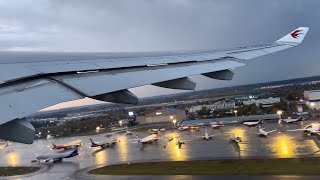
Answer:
[242,97,281,107]
[235,93,274,100]
[136,108,186,124]
[304,90,320,109]
[188,101,235,113]
[304,90,320,101]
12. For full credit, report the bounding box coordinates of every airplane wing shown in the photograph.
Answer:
[0,27,309,144]
[267,129,277,133]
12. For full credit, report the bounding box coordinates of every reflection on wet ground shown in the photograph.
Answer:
[2,120,320,179]
[5,151,20,165]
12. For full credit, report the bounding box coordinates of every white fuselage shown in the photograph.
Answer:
[36,150,78,162]
[279,117,303,124]
[211,124,223,129]
[139,134,158,143]
[304,124,320,134]
[203,132,212,140]
[178,126,189,131]
[243,120,261,126]
[259,129,269,136]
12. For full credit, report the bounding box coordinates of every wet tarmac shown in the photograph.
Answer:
[1,119,320,179]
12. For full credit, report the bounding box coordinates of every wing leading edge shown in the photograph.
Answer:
[0,27,309,144]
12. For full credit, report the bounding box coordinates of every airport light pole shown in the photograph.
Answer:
[277,110,283,121]
[172,119,177,128]
[119,120,123,127]
[234,110,238,117]
[310,102,316,118]
[310,102,315,108]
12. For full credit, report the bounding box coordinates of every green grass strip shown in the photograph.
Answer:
[0,167,40,176]
[90,158,320,175]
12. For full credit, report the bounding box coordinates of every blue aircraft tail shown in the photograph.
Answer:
[66,148,79,158]
[90,138,98,146]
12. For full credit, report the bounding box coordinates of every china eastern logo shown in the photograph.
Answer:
[291,30,303,39]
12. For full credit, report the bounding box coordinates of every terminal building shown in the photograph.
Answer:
[304,90,320,109]
[136,108,186,124]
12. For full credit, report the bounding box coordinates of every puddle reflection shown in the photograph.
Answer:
[166,132,187,161]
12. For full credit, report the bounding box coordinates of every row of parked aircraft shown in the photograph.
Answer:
[177,116,305,132]
[9,115,315,163]
[34,129,137,162]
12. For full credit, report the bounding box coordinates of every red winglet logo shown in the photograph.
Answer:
[291,30,303,39]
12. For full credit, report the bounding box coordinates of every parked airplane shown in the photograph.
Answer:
[136,134,159,144]
[211,123,224,129]
[228,133,242,142]
[90,138,117,148]
[197,129,216,140]
[0,27,309,144]
[36,148,79,162]
[243,120,263,127]
[126,130,133,135]
[148,128,165,134]
[178,126,189,131]
[51,140,82,150]
[174,137,187,149]
[0,141,9,150]
[168,137,174,142]
[253,125,277,137]
[278,117,304,124]
[287,123,320,134]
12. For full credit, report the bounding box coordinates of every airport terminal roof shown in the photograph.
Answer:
[181,114,278,126]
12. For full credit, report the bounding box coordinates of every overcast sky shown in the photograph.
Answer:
[0,0,319,109]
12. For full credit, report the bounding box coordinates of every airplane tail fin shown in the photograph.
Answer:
[276,27,309,44]
[52,143,57,149]
[258,119,263,124]
[89,138,97,146]
[69,148,79,157]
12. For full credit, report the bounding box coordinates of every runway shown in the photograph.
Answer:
[1,119,320,179]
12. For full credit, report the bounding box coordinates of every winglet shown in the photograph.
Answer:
[276,27,309,44]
